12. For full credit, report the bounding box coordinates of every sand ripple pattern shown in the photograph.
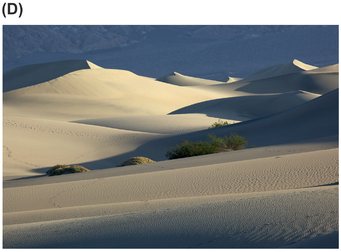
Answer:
[3,148,338,213]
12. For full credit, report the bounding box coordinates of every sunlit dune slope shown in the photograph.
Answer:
[157,71,225,86]
[3,68,224,120]
[74,114,235,134]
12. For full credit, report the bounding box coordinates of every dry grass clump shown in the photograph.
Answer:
[46,164,90,176]
[117,157,155,167]
[208,119,230,129]
[166,133,248,160]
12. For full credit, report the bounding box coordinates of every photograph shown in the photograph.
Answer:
[2,1,339,249]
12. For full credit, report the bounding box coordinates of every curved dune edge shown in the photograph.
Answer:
[74,114,239,134]
[85,60,102,69]
[3,60,98,92]
[157,71,225,86]
[304,63,338,74]
[292,58,319,70]
[169,90,320,120]
[4,68,226,121]
[187,67,338,97]
[243,59,318,81]
[218,76,243,83]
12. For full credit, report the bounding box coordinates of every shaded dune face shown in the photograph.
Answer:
[235,69,338,94]
[213,88,339,146]
[242,59,318,81]
[3,60,100,92]
[207,63,338,95]
[124,88,338,162]
[169,91,320,120]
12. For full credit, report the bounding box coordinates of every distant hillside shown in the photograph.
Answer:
[3,25,310,62]
[3,25,155,61]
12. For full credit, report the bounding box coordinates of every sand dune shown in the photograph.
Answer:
[243,59,318,81]
[118,89,338,163]
[3,59,338,248]
[237,63,339,94]
[3,114,163,178]
[4,67,225,120]
[169,90,320,120]
[157,71,225,86]
[306,63,339,73]
[190,62,338,95]
[3,59,101,92]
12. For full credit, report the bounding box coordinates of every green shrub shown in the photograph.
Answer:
[166,133,248,160]
[223,132,248,151]
[46,164,90,176]
[117,157,155,167]
[208,119,230,129]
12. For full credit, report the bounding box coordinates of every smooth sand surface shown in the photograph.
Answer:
[3,59,338,248]
[74,114,239,134]
[4,68,226,121]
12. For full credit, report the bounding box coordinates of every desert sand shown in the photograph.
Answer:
[2,59,339,248]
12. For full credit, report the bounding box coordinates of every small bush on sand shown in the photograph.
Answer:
[117,157,155,167]
[46,164,90,176]
[208,119,230,129]
[165,133,248,160]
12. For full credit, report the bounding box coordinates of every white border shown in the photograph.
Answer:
[1,0,341,25]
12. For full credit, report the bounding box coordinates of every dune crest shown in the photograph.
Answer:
[74,114,237,134]
[169,90,320,120]
[243,59,318,81]
[3,60,99,92]
[86,60,102,69]
[157,71,224,86]
[218,76,243,83]
[303,63,338,74]
[4,66,227,120]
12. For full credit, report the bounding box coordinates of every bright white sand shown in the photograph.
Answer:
[2,59,339,248]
